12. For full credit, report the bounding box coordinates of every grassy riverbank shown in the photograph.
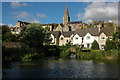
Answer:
[77,49,118,61]
[3,45,119,69]
[3,45,119,61]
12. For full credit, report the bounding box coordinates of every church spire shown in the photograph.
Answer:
[63,4,70,24]
[64,4,69,17]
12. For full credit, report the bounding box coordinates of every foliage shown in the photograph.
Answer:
[112,30,119,40]
[20,23,51,48]
[60,49,70,58]
[104,39,113,51]
[76,50,118,61]
[91,40,99,50]
[21,53,38,61]
[43,45,61,58]
[87,24,95,28]
[19,26,27,37]
[2,25,13,42]
[2,25,20,42]
[104,36,119,51]
[104,22,114,27]
[11,34,20,42]
[65,41,72,48]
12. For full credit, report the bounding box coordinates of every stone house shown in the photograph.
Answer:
[59,31,74,46]
[53,24,63,32]
[98,27,114,50]
[42,24,53,31]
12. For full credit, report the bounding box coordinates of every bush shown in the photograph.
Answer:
[60,47,71,58]
[91,40,99,50]
[21,53,38,61]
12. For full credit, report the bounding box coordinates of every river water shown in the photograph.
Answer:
[3,59,119,78]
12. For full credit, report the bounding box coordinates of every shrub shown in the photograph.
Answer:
[91,40,99,50]
[104,39,114,51]
[21,53,38,61]
[60,49,70,58]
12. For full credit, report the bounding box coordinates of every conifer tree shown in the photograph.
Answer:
[91,40,99,50]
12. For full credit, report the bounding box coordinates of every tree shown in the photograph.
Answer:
[104,23,114,27]
[88,24,95,28]
[104,38,114,51]
[91,40,99,50]
[2,25,12,42]
[112,28,120,41]
[20,23,51,48]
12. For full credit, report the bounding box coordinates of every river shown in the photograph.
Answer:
[3,59,119,78]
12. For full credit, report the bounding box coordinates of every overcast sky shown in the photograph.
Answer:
[1,2,118,27]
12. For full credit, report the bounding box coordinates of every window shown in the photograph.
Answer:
[101,45,105,50]
[75,37,78,40]
[66,40,68,43]
[86,36,90,39]
[101,37,105,40]
[87,44,90,48]
[61,37,63,40]
[81,45,84,48]
[69,26,72,31]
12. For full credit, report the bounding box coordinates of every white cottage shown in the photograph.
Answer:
[73,28,99,48]
[50,31,61,45]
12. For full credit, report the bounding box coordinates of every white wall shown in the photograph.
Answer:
[83,33,97,48]
[51,34,55,43]
[73,34,82,45]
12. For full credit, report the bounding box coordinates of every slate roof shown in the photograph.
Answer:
[51,27,114,38]
[18,21,30,24]
[92,21,104,25]
[50,31,61,38]
[61,31,74,37]
[68,21,82,24]
[74,27,99,37]
[99,27,114,36]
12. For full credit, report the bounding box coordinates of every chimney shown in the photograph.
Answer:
[98,24,101,32]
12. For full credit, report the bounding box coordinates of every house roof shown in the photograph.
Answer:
[68,21,82,24]
[74,27,114,37]
[51,27,114,38]
[91,21,104,25]
[50,31,61,38]
[61,31,74,37]
[18,21,30,24]
[99,27,114,36]
[74,27,99,37]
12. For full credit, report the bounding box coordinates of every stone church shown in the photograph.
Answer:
[53,5,88,32]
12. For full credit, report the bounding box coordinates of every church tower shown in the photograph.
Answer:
[63,4,70,24]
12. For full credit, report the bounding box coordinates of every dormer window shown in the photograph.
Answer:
[86,36,90,39]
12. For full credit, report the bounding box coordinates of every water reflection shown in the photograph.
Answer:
[3,59,118,78]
